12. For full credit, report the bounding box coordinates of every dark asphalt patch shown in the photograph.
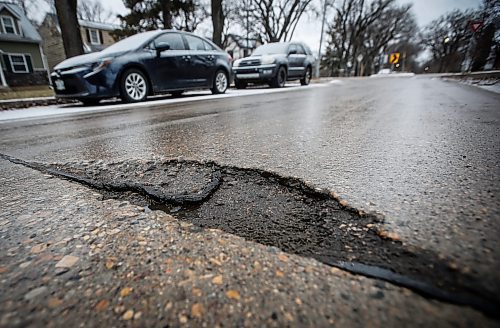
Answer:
[0,153,497,317]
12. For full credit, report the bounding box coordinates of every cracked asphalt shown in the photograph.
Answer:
[1,77,499,326]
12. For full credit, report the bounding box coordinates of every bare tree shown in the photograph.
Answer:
[227,0,313,43]
[470,0,500,70]
[251,0,314,42]
[55,0,83,58]
[172,0,208,32]
[421,9,473,73]
[323,0,414,76]
[77,0,114,23]
[115,0,207,38]
[160,0,173,29]
[211,0,224,47]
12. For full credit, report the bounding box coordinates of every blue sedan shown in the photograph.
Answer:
[51,30,233,105]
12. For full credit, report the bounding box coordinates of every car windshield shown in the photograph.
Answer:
[253,43,288,55]
[101,31,159,54]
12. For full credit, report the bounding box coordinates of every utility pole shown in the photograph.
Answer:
[246,0,250,57]
[315,0,329,78]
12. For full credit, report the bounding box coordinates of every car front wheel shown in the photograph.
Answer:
[121,69,149,103]
[211,70,228,94]
[301,67,312,86]
[271,66,286,88]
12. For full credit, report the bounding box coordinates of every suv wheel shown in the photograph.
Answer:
[235,79,247,89]
[211,70,228,94]
[301,67,312,86]
[271,66,286,88]
[121,69,149,103]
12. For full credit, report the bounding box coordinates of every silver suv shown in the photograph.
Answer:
[232,42,315,88]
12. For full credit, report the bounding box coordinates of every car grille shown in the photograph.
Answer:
[52,75,87,95]
[239,59,261,67]
[235,68,259,74]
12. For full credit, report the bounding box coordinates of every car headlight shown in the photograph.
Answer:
[260,56,276,65]
[91,57,113,72]
[233,59,242,67]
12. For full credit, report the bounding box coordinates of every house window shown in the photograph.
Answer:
[8,54,28,73]
[1,15,17,34]
[89,29,101,45]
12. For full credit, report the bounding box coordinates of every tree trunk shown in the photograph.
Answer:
[160,0,173,29]
[55,0,83,58]
[211,0,224,47]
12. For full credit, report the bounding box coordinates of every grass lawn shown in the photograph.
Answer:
[0,85,54,101]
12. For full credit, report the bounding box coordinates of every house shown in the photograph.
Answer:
[0,2,49,88]
[38,13,120,71]
[225,34,262,60]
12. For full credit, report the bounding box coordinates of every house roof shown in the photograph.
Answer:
[42,12,120,32]
[78,20,120,31]
[0,2,42,43]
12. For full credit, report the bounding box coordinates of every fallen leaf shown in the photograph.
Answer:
[120,287,132,297]
[275,269,285,278]
[191,303,204,318]
[212,275,223,285]
[226,290,240,300]
[0,267,7,274]
[95,299,109,312]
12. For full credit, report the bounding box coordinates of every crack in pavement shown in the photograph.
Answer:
[0,153,498,318]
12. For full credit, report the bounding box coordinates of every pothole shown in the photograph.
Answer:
[0,153,497,317]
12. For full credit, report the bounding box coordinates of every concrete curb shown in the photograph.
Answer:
[441,71,500,94]
[440,70,500,80]
[0,96,76,111]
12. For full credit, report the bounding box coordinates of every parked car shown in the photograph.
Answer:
[232,42,314,89]
[51,30,232,105]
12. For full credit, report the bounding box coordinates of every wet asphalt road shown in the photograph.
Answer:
[1,76,499,308]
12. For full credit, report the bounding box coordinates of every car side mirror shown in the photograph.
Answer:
[155,42,170,55]
[288,49,297,56]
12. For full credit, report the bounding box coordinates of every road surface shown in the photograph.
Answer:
[0,76,499,326]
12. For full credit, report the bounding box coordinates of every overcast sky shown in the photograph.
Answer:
[37,0,483,52]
